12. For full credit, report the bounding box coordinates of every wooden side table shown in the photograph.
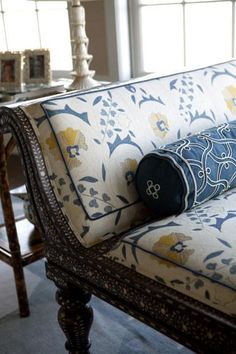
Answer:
[0,134,44,317]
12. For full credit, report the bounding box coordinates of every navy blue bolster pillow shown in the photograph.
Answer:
[135,120,236,218]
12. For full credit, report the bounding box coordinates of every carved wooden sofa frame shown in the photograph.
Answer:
[1,61,236,354]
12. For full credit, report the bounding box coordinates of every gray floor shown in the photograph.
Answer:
[0,260,194,354]
[0,155,194,353]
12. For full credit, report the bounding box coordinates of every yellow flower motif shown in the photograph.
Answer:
[149,113,169,138]
[46,128,88,169]
[223,86,236,115]
[45,133,61,161]
[152,232,194,268]
[39,140,47,155]
[121,158,138,185]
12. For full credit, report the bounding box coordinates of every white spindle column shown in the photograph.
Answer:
[69,0,99,90]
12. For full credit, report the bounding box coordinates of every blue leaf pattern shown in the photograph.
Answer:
[40,59,236,273]
[217,238,232,248]
[79,176,98,183]
[204,250,224,262]
[107,135,143,157]
[116,195,129,204]
[46,104,90,125]
[93,96,102,105]
[102,164,106,181]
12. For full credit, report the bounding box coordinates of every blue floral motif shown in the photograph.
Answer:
[76,177,134,220]
[210,68,236,84]
[107,135,143,157]
[201,250,236,285]
[44,103,90,125]
[98,91,125,141]
[186,204,236,232]
[170,74,216,129]
[77,183,115,216]
[209,211,236,232]
[41,59,236,265]
[92,91,144,158]
[124,84,164,107]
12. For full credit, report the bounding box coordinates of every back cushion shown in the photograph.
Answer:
[21,60,236,247]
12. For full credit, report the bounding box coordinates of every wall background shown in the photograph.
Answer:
[84,0,109,80]
[83,0,131,82]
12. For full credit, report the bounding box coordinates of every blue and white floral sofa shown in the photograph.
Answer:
[1,60,236,353]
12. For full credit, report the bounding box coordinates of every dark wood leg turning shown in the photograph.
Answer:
[56,286,93,354]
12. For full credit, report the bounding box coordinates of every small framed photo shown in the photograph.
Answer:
[0,51,22,92]
[23,49,51,85]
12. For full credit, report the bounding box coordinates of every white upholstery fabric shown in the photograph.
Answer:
[106,188,236,317]
[21,60,236,247]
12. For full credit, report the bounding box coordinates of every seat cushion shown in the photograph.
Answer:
[106,187,236,317]
[136,120,236,218]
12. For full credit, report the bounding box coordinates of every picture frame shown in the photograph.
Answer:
[23,49,51,85]
[0,51,22,92]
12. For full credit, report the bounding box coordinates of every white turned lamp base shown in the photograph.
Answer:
[69,74,99,90]
[69,0,100,91]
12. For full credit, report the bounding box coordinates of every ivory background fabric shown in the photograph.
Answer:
[22,60,236,247]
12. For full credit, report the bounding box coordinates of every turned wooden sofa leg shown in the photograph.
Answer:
[56,285,93,354]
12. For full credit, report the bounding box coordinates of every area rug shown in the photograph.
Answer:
[0,182,193,353]
[0,259,194,354]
